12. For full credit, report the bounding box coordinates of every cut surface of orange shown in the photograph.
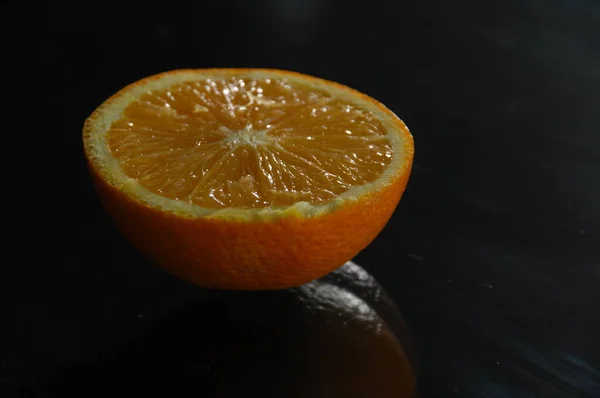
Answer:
[84,69,413,290]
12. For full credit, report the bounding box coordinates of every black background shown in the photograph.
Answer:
[4,0,600,397]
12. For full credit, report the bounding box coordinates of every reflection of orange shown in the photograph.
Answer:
[83,69,414,289]
[216,261,416,397]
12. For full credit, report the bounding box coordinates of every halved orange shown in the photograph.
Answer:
[83,69,413,290]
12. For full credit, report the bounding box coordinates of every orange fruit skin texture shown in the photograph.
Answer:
[90,165,411,290]
[85,69,414,290]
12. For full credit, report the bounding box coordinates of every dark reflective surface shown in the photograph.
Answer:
[5,0,600,397]
[21,262,416,398]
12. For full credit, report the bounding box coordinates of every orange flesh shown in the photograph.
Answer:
[107,77,392,209]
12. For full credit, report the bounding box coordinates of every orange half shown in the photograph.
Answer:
[84,69,413,289]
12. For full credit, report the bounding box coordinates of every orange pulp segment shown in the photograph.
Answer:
[106,77,393,209]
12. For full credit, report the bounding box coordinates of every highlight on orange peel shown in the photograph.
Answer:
[83,69,414,290]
